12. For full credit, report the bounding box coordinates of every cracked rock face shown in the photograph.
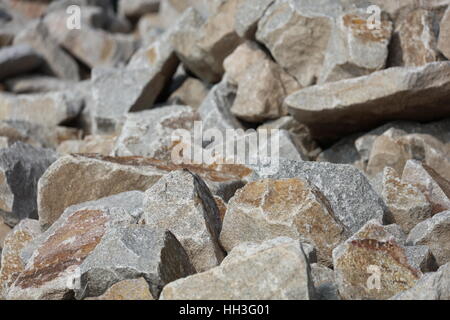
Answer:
[160,237,315,300]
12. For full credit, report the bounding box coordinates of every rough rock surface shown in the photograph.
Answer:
[438,6,450,59]
[310,263,340,300]
[85,278,154,300]
[160,237,315,300]
[0,44,42,81]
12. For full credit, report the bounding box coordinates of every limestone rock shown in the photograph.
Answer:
[160,237,315,300]
[381,167,433,234]
[0,142,57,227]
[220,178,348,266]
[141,170,224,272]
[86,278,153,300]
[0,44,42,81]
[234,0,275,39]
[0,219,40,299]
[438,6,450,59]
[4,76,77,94]
[118,0,160,20]
[407,210,450,267]
[168,78,209,110]
[286,62,450,141]
[0,217,11,249]
[310,263,340,300]
[57,135,116,156]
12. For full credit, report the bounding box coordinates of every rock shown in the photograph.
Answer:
[391,262,450,300]
[407,211,450,267]
[310,263,340,300]
[247,159,387,234]
[0,219,40,299]
[85,278,153,300]
[0,142,57,227]
[0,44,43,81]
[0,91,84,128]
[141,170,224,272]
[381,167,433,234]
[214,196,227,222]
[112,105,199,159]
[223,41,299,122]
[234,0,275,39]
[4,75,77,94]
[220,178,349,266]
[0,217,11,249]
[168,77,209,110]
[13,21,80,81]
[401,160,450,214]
[285,62,450,141]
[333,219,436,300]
[118,0,160,20]
[438,6,450,59]
[57,135,116,156]
[2,0,49,19]
[160,237,315,300]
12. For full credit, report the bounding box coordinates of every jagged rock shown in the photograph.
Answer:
[0,44,43,81]
[401,160,450,214]
[57,135,116,156]
[234,0,275,39]
[0,217,11,249]
[220,178,348,266]
[0,142,57,227]
[438,6,450,59]
[85,278,153,300]
[141,170,224,272]
[160,237,315,300]
[310,263,340,300]
[13,21,80,81]
[0,91,84,127]
[214,196,227,222]
[382,167,433,234]
[4,76,77,94]
[223,41,299,122]
[118,0,160,20]
[333,219,436,300]
[0,219,40,299]
[113,105,199,159]
[168,77,209,110]
[286,62,450,141]
[391,262,450,300]
[407,210,450,267]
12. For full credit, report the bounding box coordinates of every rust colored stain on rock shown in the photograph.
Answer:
[343,14,391,43]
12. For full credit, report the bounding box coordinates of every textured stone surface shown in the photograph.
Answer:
[234,0,274,38]
[0,44,42,81]
[168,77,209,110]
[85,278,153,300]
[4,76,77,94]
[286,62,450,141]
[57,135,116,156]
[310,263,340,300]
[407,211,450,267]
[141,170,224,272]
[438,6,450,59]
[160,237,315,300]
[118,0,159,19]
[220,178,348,266]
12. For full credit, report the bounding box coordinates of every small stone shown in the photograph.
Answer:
[310,263,340,300]
[160,237,315,300]
[381,167,433,234]
[0,44,43,81]
[85,278,153,300]
[438,6,450,59]
[220,178,348,266]
[407,210,450,267]
[141,170,224,272]
[168,77,209,110]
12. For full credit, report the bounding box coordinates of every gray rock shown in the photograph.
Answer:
[0,142,57,227]
[438,6,450,60]
[118,0,160,19]
[310,263,340,300]
[160,237,315,300]
[234,0,275,38]
[0,44,43,80]
[141,170,224,272]
[4,75,77,94]
[407,210,450,267]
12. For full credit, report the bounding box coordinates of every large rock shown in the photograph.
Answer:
[285,62,450,141]
[438,6,450,60]
[0,44,43,81]
[141,170,224,272]
[0,219,40,299]
[0,142,57,227]
[118,0,159,20]
[234,0,275,39]
[86,278,153,300]
[220,178,348,266]
[57,135,116,156]
[333,219,436,300]
[160,237,315,300]
[407,211,450,267]
[4,75,77,94]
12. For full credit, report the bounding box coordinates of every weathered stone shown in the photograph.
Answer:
[118,0,160,20]
[391,262,450,300]
[285,62,450,141]
[168,77,209,110]
[382,167,433,234]
[160,237,315,300]
[2,0,49,18]
[57,135,116,156]
[438,6,450,59]
[310,263,340,300]
[407,210,450,267]
[0,217,11,249]
[401,160,450,214]
[0,44,42,81]
[333,219,435,300]
[224,41,299,122]
[220,178,348,266]
[141,170,224,272]
[85,278,153,300]
[234,0,275,38]
[214,196,227,222]
[0,91,84,128]
[0,219,40,299]
[0,142,57,227]
[4,75,77,94]
[113,105,199,160]
[13,21,80,81]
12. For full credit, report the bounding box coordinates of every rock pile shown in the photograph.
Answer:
[0,0,449,300]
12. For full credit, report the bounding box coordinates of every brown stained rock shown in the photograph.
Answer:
[57,135,116,156]
[85,278,153,300]
[214,196,227,222]
[220,178,348,266]
[382,167,433,234]
[168,78,209,110]
[0,217,11,249]
[401,160,450,215]
[0,219,40,299]
[438,6,450,59]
